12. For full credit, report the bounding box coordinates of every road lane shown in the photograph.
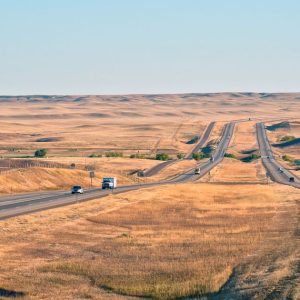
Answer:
[143,121,216,177]
[256,122,300,188]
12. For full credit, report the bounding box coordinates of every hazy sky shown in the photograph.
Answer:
[0,0,299,94]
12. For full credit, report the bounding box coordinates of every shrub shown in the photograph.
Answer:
[89,153,102,158]
[192,152,208,161]
[130,153,146,159]
[155,153,169,161]
[105,152,123,158]
[70,163,76,169]
[177,153,185,159]
[279,135,295,142]
[34,149,47,158]
[224,153,236,159]
[282,155,293,162]
[241,153,261,163]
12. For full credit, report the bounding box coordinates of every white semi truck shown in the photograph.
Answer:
[102,177,117,189]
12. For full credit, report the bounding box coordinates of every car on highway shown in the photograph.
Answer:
[71,186,84,194]
[194,167,201,175]
[289,177,295,182]
[278,167,283,173]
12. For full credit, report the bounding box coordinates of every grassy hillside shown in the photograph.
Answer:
[0,183,298,299]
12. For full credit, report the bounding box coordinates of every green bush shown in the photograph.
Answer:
[192,152,209,161]
[241,153,261,163]
[224,153,236,159]
[105,152,123,158]
[250,154,260,160]
[130,153,146,159]
[155,153,169,161]
[34,149,47,158]
[89,153,102,158]
[282,154,293,162]
[280,135,296,142]
[177,153,185,159]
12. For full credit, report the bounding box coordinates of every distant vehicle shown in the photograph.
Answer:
[289,177,295,182]
[194,167,201,175]
[137,170,145,177]
[210,157,214,163]
[71,186,83,194]
[278,167,283,173]
[102,177,117,189]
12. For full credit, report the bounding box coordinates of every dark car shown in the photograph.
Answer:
[289,177,295,182]
[71,185,83,194]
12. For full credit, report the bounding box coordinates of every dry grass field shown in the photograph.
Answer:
[0,93,299,159]
[0,168,136,195]
[0,93,300,299]
[0,183,299,299]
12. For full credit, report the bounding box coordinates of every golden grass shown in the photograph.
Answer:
[229,121,258,155]
[0,183,298,299]
[42,156,160,173]
[149,159,197,181]
[0,167,134,194]
[205,158,267,183]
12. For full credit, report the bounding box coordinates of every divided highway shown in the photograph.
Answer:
[0,122,234,220]
[143,121,215,177]
[256,122,300,188]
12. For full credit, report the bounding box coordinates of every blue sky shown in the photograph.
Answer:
[0,0,299,94]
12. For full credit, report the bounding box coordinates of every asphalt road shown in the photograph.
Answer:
[143,121,215,177]
[0,122,235,220]
[256,122,300,188]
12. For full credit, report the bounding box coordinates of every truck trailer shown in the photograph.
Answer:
[102,177,117,189]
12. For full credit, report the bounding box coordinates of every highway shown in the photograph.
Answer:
[0,122,234,220]
[256,122,300,188]
[143,121,215,177]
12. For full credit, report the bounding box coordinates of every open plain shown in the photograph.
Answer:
[0,93,299,299]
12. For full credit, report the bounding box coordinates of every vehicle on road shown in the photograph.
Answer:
[194,167,201,175]
[102,177,117,189]
[71,186,83,194]
[289,177,295,182]
[278,167,283,173]
[210,156,214,163]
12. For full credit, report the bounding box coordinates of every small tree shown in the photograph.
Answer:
[155,153,169,161]
[177,153,185,159]
[34,149,47,158]
[224,153,236,159]
[282,154,293,162]
[192,152,207,161]
[105,152,123,157]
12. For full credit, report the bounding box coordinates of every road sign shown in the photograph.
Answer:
[89,171,95,187]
